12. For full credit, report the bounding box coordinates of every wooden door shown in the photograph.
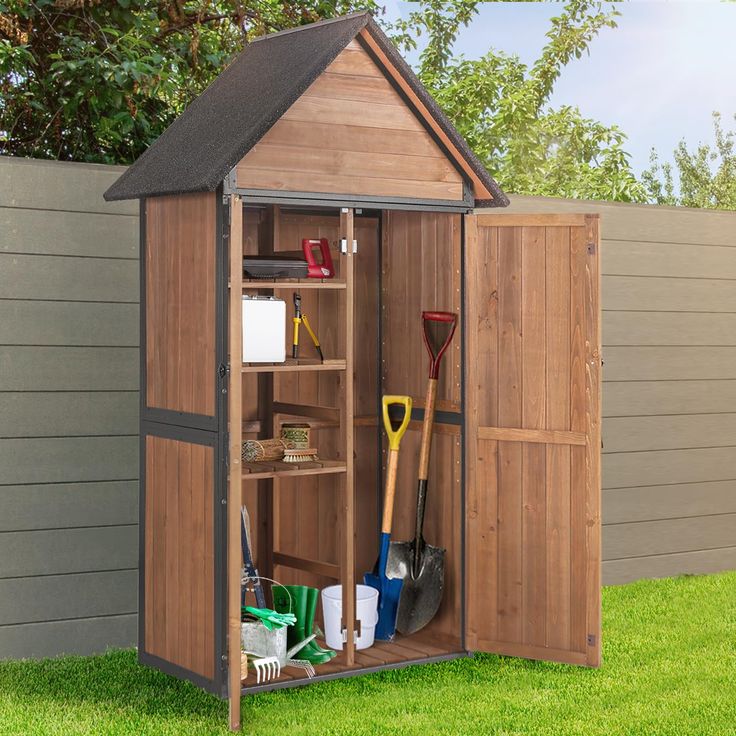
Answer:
[464,214,601,666]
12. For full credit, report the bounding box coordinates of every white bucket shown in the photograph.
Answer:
[321,585,379,650]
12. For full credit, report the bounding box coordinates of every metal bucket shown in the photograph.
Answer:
[241,620,287,664]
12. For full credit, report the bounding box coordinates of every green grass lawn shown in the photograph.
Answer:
[1,571,735,736]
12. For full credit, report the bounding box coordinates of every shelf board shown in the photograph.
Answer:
[241,359,346,374]
[242,279,346,290]
[241,458,347,481]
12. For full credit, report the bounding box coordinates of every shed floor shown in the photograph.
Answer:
[240,633,467,694]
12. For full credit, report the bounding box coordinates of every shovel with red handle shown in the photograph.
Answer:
[387,311,458,635]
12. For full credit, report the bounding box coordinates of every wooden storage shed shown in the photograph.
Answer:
[105,12,602,731]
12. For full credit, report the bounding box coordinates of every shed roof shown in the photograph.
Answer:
[104,12,507,207]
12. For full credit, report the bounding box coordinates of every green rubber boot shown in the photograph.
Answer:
[305,585,336,659]
[272,585,333,665]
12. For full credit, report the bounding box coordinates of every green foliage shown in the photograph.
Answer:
[394,0,646,202]
[0,573,735,735]
[642,112,736,210]
[0,0,382,163]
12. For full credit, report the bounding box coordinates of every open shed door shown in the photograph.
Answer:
[464,213,601,666]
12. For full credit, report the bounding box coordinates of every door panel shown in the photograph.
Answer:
[465,213,601,666]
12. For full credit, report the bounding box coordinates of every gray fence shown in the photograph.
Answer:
[1,157,735,659]
[0,157,139,658]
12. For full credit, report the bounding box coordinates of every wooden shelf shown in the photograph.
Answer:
[242,279,346,290]
[241,458,346,481]
[241,359,346,374]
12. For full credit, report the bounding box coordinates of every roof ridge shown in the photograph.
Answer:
[250,11,370,45]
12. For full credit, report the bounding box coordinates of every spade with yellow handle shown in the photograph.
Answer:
[364,395,412,641]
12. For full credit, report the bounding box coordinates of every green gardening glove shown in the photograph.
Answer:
[243,606,296,631]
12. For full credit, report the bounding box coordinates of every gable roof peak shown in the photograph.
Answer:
[104,12,507,207]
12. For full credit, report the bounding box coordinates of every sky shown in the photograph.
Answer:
[382,1,736,176]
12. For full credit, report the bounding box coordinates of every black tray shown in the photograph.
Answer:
[243,255,308,279]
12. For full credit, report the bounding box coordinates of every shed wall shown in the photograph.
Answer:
[0,157,139,658]
[479,195,736,584]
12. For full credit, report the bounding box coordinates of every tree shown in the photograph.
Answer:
[642,112,736,210]
[0,1,382,164]
[393,0,646,201]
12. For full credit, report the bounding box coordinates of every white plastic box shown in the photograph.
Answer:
[242,296,286,363]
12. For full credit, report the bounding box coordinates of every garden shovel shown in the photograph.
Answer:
[364,395,412,641]
[388,311,458,635]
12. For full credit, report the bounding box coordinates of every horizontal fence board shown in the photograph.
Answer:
[603,347,736,381]
[0,392,138,438]
[0,570,136,626]
[0,157,135,216]
[603,480,736,524]
[0,347,138,390]
[0,481,137,532]
[0,253,138,302]
[604,311,736,347]
[603,548,736,586]
[0,525,138,578]
[496,195,736,247]
[603,513,736,560]
[603,380,736,417]
[0,437,138,485]
[0,300,138,346]
[603,275,736,312]
[604,447,736,488]
[0,613,137,659]
[1,207,137,259]
[603,240,736,280]
[603,413,736,453]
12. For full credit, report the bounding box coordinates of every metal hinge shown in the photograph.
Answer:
[218,363,229,379]
[340,238,358,254]
[341,628,359,644]
[222,169,237,198]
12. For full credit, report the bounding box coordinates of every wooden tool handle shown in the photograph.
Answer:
[381,448,400,534]
[417,378,437,481]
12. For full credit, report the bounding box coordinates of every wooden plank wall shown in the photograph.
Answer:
[0,157,138,658]
[236,40,465,203]
[479,196,736,584]
[144,436,214,678]
[145,193,216,416]
[382,211,463,648]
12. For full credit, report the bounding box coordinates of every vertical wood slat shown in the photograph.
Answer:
[497,227,523,643]
[340,208,356,667]
[545,227,572,650]
[228,196,243,731]
[465,214,499,648]
[465,215,601,667]
[521,227,546,647]
[569,225,588,655]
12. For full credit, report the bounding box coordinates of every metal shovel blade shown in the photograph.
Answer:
[386,540,445,635]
